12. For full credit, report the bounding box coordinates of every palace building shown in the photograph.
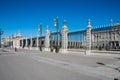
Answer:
[2,21,120,51]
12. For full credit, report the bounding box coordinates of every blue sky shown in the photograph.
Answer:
[0,0,120,37]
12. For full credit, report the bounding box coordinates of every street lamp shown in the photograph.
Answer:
[0,28,3,48]
[54,17,59,46]
[38,24,42,51]
[54,17,59,53]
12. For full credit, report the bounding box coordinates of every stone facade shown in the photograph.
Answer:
[91,23,120,49]
[13,33,22,48]
[2,21,120,51]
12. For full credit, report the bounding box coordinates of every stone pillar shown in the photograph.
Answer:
[119,34,120,47]
[44,26,50,51]
[55,41,57,46]
[36,34,39,50]
[114,42,116,49]
[26,37,28,48]
[115,32,117,41]
[30,36,32,49]
[111,42,112,49]
[70,41,71,48]
[21,38,23,48]
[108,32,110,44]
[61,20,68,53]
[85,19,92,55]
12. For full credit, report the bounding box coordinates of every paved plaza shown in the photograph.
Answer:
[0,48,120,80]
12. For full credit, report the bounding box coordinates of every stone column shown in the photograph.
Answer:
[26,37,28,48]
[44,26,50,51]
[119,34,120,47]
[21,38,23,48]
[85,19,92,55]
[30,36,32,49]
[114,42,116,49]
[108,32,110,45]
[36,34,39,50]
[111,42,112,49]
[70,41,71,48]
[115,32,117,41]
[61,20,68,53]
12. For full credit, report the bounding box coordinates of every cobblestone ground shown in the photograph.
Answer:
[0,48,120,80]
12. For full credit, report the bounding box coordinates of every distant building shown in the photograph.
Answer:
[2,32,22,48]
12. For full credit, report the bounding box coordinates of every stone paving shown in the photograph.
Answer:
[1,48,120,80]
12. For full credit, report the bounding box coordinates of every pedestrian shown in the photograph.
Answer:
[39,46,42,51]
[15,47,17,52]
[50,46,53,52]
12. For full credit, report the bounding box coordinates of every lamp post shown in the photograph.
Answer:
[0,29,3,48]
[54,17,59,46]
[38,24,42,51]
[54,17,59,53]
